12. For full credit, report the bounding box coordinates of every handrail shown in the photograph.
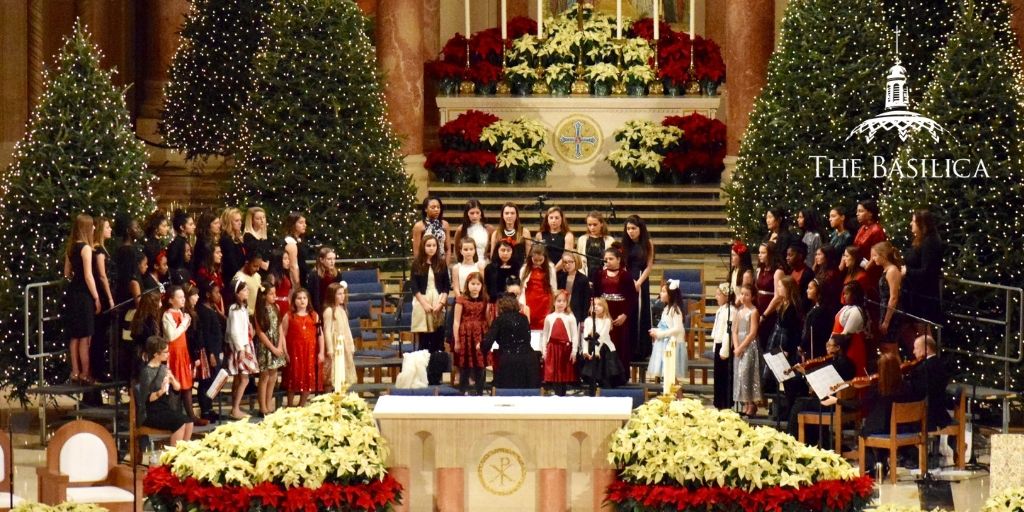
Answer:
[23,280,65,361]
[942,279,1024,365]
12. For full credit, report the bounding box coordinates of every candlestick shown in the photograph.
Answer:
[537,0,544,38]
[616,0,622,39]
[501,0,508,40]
[653,0,659,40]
[464,0,471,38]
[689,0,696,40]
[662,341,676,395]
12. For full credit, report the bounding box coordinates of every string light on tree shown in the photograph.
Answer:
[0,21,156,401]
[227,0,416,257]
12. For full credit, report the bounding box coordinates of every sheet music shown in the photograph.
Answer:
[762,352,793,382]
[806,365,848,399]
[530,330,543,352]
[205,368,230,399]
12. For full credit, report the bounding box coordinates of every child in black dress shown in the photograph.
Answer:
[482,294,540,388]
[138,336,193,445]
[580,297,625,392]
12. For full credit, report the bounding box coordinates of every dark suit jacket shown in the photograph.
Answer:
[557,270,590,323]
[903,235,944,324]
[906,355,952,429]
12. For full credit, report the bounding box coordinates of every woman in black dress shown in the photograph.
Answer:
[482,294,540,388]
[137,336,193,445]
[765,207,793,256]
[90,217,115,382]
[166,209,195,285]
[65,214,100,383]
[485,240,518,319]
[536,206,575,269]
[142,209,169,262]
[901,209,944,334]
[191,211,222,276]
[219,208,246,305]
[622,215,654,361]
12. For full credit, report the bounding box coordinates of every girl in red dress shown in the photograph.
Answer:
[520,244,557,330]
[453,271,489,395]
[268,249,293,315]
[591,244,637,372]
[281,288,322,406]
[543,291,578,395]
[162,286,194,421]
[833,282,870,377]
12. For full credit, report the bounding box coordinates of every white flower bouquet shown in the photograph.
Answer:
[481,117,552,182]
[984,487,1024,512]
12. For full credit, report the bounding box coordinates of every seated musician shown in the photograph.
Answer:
[906,334,952,430]
[785,334,856,441]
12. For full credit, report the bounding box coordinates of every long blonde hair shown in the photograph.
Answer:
[872,241,904,267]
[220,207,243,242]
[243,207,267,240]
[67,213,94,259]
[590,297,611,320]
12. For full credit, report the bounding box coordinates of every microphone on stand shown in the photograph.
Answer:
[609,201,616,221]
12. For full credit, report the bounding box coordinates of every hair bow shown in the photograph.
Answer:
[233,278,246,294]
[667,279,680,291]
[718,282,731,295]
[339,280,349,290]
[731,240,748,255]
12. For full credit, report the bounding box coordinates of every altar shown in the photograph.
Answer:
[436,95,722,180]
[373,395,634,512]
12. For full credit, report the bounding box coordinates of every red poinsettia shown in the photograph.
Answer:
[508,16,538,39]
[657,31,692,67]
[693,36,726,83]
[440,33,469,64]
[437,110,500,147]
[657,60,690,85]
[425,59,464,81]
[629,17,676,41]
[467,61,503,85]
[605,475,876,512]
[470,28,505,64]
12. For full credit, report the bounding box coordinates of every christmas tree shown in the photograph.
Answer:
[725,0,894,242]
[880,1,1024,390]
[228,0,416,257]
[160,0,272,161]
[880,0,958,91]
[0,22,156,401]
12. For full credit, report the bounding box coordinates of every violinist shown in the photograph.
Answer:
[802,278,834,363]
[833,282,870,377]
[906,334,952,430]
[785,334,856,442]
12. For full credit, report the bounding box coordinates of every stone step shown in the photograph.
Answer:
[430,183,722,198]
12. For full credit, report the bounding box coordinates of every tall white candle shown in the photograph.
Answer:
[501,0,508,40]
[689,0,696,38]
[663,342,676,396]
[616,0,623,39]
[537,0,544,38]
[464,0,471,37]
[652,0,660,40]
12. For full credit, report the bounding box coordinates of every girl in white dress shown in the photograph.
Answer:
[323,281,356,390]
[647,279,687,384]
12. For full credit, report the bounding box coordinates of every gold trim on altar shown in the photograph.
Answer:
[477,447,527,496]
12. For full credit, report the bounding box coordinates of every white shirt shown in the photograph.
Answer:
[582,317,615,355]
[542,312,580,360]
[466,223,490,263]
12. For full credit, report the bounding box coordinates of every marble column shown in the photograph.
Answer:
[0,1,28,169]
[538,468,567,512]
[77,0,135,108]
[435,467,465,512]
[1010,0,1024,54]
[136,0,188,121]
[591,468,616,512]
[423,0,441,151]
[724,0,774,156]
[509,0,530,18]
[28,0,77,105]
[378,0,425,156]
[704,0,726,58]
[389,466,411,512]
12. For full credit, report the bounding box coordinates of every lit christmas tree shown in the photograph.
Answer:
[725,0,894,242]
[0,22,156,400]
[228,0,416,257]
[880,0,958,90]
[881,1,1024,390]
[160,0,272,161]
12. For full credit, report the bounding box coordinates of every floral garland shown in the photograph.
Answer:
[606,398,874,512]
[144,392,401,512]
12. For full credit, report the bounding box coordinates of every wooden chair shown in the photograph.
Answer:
[37,420,144,511]
[128,384,172,466]
[929,387,967,469]
[858,400,927,483]
[0,431,25,511]
[798,387,861,454]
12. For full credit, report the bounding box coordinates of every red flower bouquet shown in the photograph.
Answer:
[437,110,500,149]
[661,112,726,182]
[425,60,464,81]
[693,36,726,85]
[508,16,538,40]
[629,17,676,41]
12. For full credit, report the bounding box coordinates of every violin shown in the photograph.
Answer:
[785,354,831,375]
[829,356,924,392]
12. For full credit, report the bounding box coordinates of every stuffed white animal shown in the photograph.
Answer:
[395,350,430,389]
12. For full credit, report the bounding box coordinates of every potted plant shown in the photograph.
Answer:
[463,150,498,183]
[585,63,619,96]
[537,32,575,67]
[657,61,689,96]
[545,63,575,96]
[621,37,654,68]
[425,60,464,96]
[693,36,726,96]
[622,65,655,96]
[467,61,503,95]
[505,63,539,96]
[506,34,539,67]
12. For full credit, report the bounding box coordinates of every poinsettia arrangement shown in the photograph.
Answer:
[606,398,874,512]
[481,117,553,181]
[437,110,500,150]
[662,113,726,182]
[12,504,107,512]
[692,35,726,84]
[606,120,682,182]
[427,110,501,182]
[984,486,1024,512]
[144,393,402,512]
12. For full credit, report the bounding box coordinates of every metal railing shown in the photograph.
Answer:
[23,279,67,444]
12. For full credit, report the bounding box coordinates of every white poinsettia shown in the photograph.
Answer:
[584,62,619,83]
[505,63,539,82]
[622,38,654,67]
[983,487,1024,512]
[160,392,389,489]
[623,65,656,85]
[608,398,861,491]
[545,63,576,86]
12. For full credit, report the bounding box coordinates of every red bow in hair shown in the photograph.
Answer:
[731,240,748,255]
